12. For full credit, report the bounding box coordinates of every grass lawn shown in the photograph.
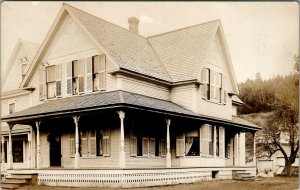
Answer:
[18,176,299,190]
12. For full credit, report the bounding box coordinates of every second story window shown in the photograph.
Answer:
[72,60,85,95]
[45,64,62,99]
[9,103,15,114]
[201,67,225,103]
[46,66,56,98]
[92,55,106,91]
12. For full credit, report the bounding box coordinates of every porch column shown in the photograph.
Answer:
[118,111,126,168]
[234,132,240,166]
[28,131,32,168]
[8,123,14,169]
[35,121,41,169]
[73,116,80,169]
[166,119,171,168]
[2,136,5,166]
[252,132,256,166]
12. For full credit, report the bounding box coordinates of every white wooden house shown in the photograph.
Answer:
[1,4,260,188]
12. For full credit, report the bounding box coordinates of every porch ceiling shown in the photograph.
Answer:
[1,90,260,131]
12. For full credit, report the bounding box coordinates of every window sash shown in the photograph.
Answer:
[47,82,56,98]
[46,66,55,82]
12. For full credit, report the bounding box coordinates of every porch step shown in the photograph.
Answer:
[233,170,255,181]
[1,172,38,190]
[1,183,21,190]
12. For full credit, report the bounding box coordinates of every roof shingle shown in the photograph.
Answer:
[148,20,219,82]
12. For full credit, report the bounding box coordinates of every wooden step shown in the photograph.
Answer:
[1,179,27,184]
[1,183,21,189]
[6,174,32,179]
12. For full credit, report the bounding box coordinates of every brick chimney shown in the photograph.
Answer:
[128,17,139,34]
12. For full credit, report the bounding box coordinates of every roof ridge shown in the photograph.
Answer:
[63,3,147,39]
[148,19,220,39]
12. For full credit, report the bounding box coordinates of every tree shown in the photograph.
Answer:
[256,56,299,176]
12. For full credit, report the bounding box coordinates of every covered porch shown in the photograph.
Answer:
[1,90,260,186]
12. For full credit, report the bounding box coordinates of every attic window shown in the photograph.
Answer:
[20,57,28,79]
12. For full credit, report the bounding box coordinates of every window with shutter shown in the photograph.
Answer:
[92,55,106,91]
[201,68,210,99]
[98,55,106,90]
[176,139,185,157]
[66,62,72,95]
[219,127,225,157]
[56,64,62,97]
[160,139,166,156]
[130,130,137,157]
[80,131,88,157]
[176,134,185,157]
[89,130,96,156]
[72,60,79,95]
[46,66,56,98]
[70,133,75,157]
[86,57,93,92]
[142,138,149,156]
[39,67,46,100]
[102,129,110,156]
[210,70,215,101]
[78,59,85,93]
[149,138,155,157]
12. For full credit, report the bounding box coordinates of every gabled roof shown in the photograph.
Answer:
[148,20,219,82]
[21,4,172,87]
[1,90,260,131]
[148,20,239,93]
[2,39,40,88]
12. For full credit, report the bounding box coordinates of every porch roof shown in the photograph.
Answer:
[1,90,260,131]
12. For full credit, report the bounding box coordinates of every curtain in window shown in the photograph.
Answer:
[185,137,194,155]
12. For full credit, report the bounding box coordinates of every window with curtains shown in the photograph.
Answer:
[92,55,106,91]
[72,60,85,95]
[185,130,200,156]
[67,55,106,96]
[46,65,62,98]
[75,129,110,157]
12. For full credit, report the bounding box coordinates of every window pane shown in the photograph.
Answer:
[93,73,99,91]
[93,56,99,74]
[73,78,79,94]
[47,82,56,98]
[79,77,84,93]
[78,59,85,76]
[21,64,27,76]
[73,60,78,77]
[99,55,105,71]
[46,66,55,82]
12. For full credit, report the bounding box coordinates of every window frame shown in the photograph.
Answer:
[8,102,15,114]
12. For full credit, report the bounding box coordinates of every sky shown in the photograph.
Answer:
[1,1,298,83]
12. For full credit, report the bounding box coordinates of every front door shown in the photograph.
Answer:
[49,134,61,167]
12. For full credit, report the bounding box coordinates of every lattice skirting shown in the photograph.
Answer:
[36,168,251,188]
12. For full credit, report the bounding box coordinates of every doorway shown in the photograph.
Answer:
[49,134,61,167]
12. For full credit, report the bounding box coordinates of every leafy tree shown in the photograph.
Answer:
[239,55,299,176]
